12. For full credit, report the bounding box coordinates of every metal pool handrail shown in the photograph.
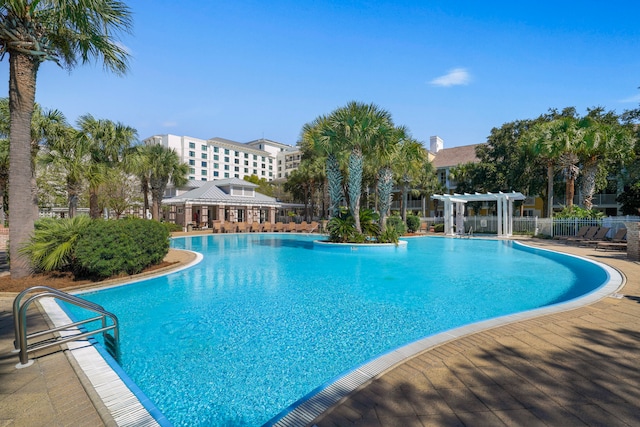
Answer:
[13,285,119,368]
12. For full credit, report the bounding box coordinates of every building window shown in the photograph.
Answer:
[189,168,195,174]
[269,172,273,177]
[235,151,240,157]
[213,163,219,169]
[234,166,239,172]
[269,166,272,170]
[244,160,248,165]
[189,151,195,157]
[253,169,257,174]
[201,161,207,167]
[244,153,249,158]
[214,154,219,160]
[234,174,239,178]
[244,168,248,173]
[224,156,229,162]
[261,163,266,168]
[189,176,195,180]
[269,158,273,164]
[261,171,265,176]
[214,171,219,177]
[214,146,219,153]
[201,145,207,151]
[253,154,258,160]
[234,158,239,164]
[253,162,257,167]
[201,170,207,175]
[224,172,229,178]
[224,165,229,170]
[201,153,207,159]
[261,156,266,162]
[189,142,195,149]
[224,149,229,155]
[201,177,207,181]
[189,159,195,166]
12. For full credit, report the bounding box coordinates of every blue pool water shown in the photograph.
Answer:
[66,235,608,426]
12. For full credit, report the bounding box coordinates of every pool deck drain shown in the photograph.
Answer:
[1,238,640,426]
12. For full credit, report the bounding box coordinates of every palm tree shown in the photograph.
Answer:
[76,114,137,218]
[145,144,189,220]
[394,137,428,221]
[39,123,89,218]
[578,113,635,209]
[370,125,401,230]
[0,0,132,278]
[327,101,393,233]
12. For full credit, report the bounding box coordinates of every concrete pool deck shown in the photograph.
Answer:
[1,237,639,426]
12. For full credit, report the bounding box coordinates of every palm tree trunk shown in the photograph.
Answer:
[566,178,575,207]
[348,149,363,233]
[89,186,101,218]
[8,52,40,278]
[546,162,554,218]
[580,163,598,210]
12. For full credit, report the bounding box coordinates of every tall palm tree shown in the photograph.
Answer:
[327,101,393,233]
[39,123,88,218]
[76,114,137,218]
[0,0,132,278]
[578,115,635,209]
[145,144,189,220]
[393,137,428,221]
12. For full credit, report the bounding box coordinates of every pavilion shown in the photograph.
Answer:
[431,192,527,237]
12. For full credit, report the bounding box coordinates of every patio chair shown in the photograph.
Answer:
[564,226,599,244]
[594,228,627,251]
[573,227,611,246]
[273,222,285,232]
[236,222,247,233]
[221,223,236,233]
[296,221,308,232]
[261,222,273,232]
[285,222,297,232]
[212,221,223,233]
[555,225,590,241]
[419,222,428,233]
[308,221,319,233]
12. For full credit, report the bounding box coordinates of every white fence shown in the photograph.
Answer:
[422,215,640,238]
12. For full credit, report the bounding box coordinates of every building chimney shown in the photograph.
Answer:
[430,135,443,153]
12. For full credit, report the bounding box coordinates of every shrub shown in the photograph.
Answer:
[554,206,604,219]
[75,218,170,279]
[386,216,406,236]
[433,223,445,233]
[327,210,356,243]
[406,215,421,233]
[378,226,400,244]
[20,216,92,272]
[163,222,183,233]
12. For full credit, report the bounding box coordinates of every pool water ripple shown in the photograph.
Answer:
[65,234,609,427]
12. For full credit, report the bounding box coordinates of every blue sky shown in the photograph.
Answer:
[3,0,640,148]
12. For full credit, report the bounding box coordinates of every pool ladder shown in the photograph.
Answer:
[12,286,120,369]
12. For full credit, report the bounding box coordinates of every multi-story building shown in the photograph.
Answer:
[143,134,301,182]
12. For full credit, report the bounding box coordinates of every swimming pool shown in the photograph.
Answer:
[66,234,611,426]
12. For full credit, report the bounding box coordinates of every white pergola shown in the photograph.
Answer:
[432,192,527,237]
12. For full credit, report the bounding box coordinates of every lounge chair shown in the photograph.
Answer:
[555,225,590,241]
[595,228,627,251]
[212,221,223,233]
[296,221,308,232]
[419,222,428,233]
[285,222,297,232]
[573,227,611,246]
[564,226,599,244]
[221,223,236,233]
[273,222,285,232]
[308,221,319,233]
[261,222,273,232]
[236,222,247,233]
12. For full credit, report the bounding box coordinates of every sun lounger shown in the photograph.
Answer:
[595,228,627,251]
[285,222,296,232]
[555,225,590,241]
[296,221,308,232]
[308,221,319,233]
[212,221,223,233]
[261,222,273,232]
[564,226,599,243]
[236,222,247,233]
[573,227,610,246]
[273,222,285,232]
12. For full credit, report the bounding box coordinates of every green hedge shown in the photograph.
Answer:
[386,216,407,236]
[406,215,421,233]
[75,218,170,279]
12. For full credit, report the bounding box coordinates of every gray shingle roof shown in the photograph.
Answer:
[164,180,279,206]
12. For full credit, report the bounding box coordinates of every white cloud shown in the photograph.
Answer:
[619,93,640,103]
[429,68,471,87]
[162,121,178,128]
